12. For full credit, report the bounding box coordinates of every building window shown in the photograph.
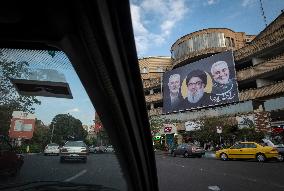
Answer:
[225,37,231,47]
[142,67,148,73]
[156,67,163,73]
[231,38,235,47]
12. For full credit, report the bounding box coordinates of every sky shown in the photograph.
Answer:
[6,0,284,127]
[34,68,95,127]
[130,0,284,57]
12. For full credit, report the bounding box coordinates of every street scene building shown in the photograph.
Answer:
[140,12,284,148]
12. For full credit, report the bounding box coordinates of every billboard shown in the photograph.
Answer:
[163,51,239,113]
[185,121,202,131]
[236,114,255,129]
[9,111,36,139]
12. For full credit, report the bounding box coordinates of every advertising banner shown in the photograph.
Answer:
[9,111,36,139]
[185,121,202,131]
[163,51,239,113]
[236,114,255,129]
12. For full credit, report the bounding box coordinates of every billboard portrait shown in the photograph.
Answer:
[163,51,239,113]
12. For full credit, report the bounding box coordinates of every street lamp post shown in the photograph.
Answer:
[50,123,55,143]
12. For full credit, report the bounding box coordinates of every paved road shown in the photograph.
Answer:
[1,153,284,191]
[156,154,284,191]
[0,153,127,190]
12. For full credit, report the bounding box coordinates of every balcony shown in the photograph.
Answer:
[143,78,161,89]
[235,26,284,62]
[237,53,284,81]
[239,80,284,101]
[145,93,162,103]
[148,108,163,116]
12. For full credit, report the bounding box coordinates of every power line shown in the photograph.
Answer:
[259,0,268,27]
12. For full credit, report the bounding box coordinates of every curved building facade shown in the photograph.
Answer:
[171,28,255,68]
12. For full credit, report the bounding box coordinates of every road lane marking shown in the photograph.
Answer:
[64,169,87,182]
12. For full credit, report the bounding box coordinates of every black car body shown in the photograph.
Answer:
[172,143,205,158]
[0,136,24,176]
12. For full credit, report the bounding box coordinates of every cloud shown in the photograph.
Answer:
[67,108,80,113]
[241,0,257,7]
[130,0,188,56]
[205,0,219,6]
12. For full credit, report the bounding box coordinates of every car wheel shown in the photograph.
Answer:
[183,152,189,158]
[197,155,202,158]
[82,158,87,163]
[44,153,47,156]
[256,153,266,162]
[220,153,228,161]
[172,151,176,157]
[277,155,284,162]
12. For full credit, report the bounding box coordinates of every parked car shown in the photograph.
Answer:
[90,145,106,154]
[44,143,60,156]
[60,141,88,163]
[0,135,24,176]
[261,138,284,161]
[105,145,114,153]
[172,143,205,158]
[216,142,279,162]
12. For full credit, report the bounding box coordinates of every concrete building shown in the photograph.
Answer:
[141,12,284,133]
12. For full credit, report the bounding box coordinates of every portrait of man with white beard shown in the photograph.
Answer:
[210,60,237,103]
[163,74,182,112]
[182,70,210,109]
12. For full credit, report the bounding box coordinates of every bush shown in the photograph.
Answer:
[16,143,42,153]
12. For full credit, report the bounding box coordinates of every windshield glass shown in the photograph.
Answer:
[65,141,86,147]
[0,48,126,190]
[130,0,284,190]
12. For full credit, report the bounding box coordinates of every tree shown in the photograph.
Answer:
[51,114,88,145]
[30,119,50,149]
[0,52,41,135]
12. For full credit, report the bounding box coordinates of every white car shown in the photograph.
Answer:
[105,145,114,153]
[60,141,88,162]
[44,143,60,156]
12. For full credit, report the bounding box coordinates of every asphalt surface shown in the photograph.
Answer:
[1,152,284,191]
[156,154,284,191]
[0,153,127,190]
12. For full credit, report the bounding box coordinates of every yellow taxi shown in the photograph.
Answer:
[216,142,279,162]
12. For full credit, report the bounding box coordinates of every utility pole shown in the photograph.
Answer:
[50,123,55,143]
[259,0,267,27]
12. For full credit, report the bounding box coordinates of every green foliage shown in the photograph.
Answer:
[51,114,88,145]
[30,120,50,150]
[0,53,41,135]
[189,116,265,148]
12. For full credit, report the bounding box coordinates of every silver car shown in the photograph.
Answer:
[44,143,60,156]
[60,141,88,163]
[172,143,205,158]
